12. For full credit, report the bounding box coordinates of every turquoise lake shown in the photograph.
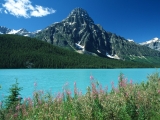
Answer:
[0,69,159,101]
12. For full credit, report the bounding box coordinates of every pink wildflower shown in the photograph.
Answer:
[111,81,114,88]
[158,90,160,94]
[27,97,31,101]
[74,82,78,95]
[130,79,133,85]
[120,80,126,87]
[67,90,71,95]
[16,104,20,110]
[14,113,18,118]
[90,75,94,80]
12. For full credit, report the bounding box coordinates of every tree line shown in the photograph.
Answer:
[0,34,156,68]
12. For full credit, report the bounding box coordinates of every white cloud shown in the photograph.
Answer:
[30,5,55,17]
[2,0,56,18]
[4,10,8,14]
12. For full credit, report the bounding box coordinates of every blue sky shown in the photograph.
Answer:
[0,0,160,43]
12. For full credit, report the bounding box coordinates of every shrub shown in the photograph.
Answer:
[1,72,160,119]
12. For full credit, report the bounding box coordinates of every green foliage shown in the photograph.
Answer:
[4,80,22,110]
[0,34,157,68]
[1,72,160,119]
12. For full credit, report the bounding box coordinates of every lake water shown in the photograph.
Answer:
[0,69,159,101]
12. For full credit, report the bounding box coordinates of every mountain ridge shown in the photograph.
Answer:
[1,8,160,62]
[35,7,160,60]
[140,37,160,51]
[0,26,41,37]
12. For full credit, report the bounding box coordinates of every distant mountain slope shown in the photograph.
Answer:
[140,37,160,51]
[0,26,40,37]
[35,8,160,61]
[0,34,155,68]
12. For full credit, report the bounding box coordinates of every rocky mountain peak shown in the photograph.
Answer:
[35,8,160,60]
[63,7,94,24]
[0,26,11,34]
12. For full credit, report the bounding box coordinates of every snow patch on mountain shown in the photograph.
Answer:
[0,26,42,37]
[34,29,42,34]
[75,43,84,50]
[140,37,160,45]
[127,39,134,42]
[97,50,101,53]
[7,29,21,34]
[106,52,120,59]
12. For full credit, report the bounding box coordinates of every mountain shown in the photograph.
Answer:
[1,34,154,68]
[0,26,40,37]
[35,8,160,61]
[140,37,160,51]
[0,26,11,34]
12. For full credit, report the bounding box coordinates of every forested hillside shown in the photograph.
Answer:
[0,34,156,68]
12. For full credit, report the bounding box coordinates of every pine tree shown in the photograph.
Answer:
[4,80,23,110]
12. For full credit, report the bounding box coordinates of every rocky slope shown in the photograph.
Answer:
[140,37,160,51]
[35,8,160,60]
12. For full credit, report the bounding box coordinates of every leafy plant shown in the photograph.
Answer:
[1,72,160,119]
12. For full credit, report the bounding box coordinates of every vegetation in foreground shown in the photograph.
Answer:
[0,34,157,68]
[1,72,160,120]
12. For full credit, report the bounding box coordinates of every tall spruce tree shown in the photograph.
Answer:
[5,80,22,110]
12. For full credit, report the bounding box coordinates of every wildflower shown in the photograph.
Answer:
[67,90,71,96]
[28,97,31,101]
[24,112,28,116]
[158,90,160,94]
[130,79,133,85]
[14,113,18,118]
[111,81,115,89]
[79,90,82,96]
[120,81,126,87]
[90,75,94,80]
[16,104,20,110]
[74,82,78,95]
[114,88,119,93]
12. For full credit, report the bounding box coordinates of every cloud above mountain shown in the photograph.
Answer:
[1,0,56,18]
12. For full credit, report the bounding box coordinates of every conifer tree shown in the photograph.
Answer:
[4,80,22,110]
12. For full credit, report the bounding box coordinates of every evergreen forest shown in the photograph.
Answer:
[0,34,158,68]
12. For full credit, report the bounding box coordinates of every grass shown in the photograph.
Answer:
[0,72,160,120]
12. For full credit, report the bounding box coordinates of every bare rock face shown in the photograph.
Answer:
[35,8,160,59]
[0,26,11,34]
